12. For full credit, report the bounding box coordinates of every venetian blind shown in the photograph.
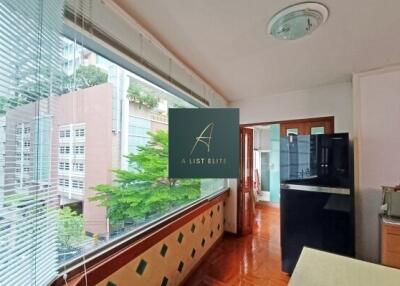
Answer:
[0,0,64,285]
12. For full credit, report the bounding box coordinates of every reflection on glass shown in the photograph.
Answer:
[55,38,225,265]
[311,126,325,135]
[286,128,298,136]
[1,31,225,277]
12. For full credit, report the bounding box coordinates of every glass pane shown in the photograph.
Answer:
[1,5,227,282]
[56,37,227,266]
[286,128,298,136]
[311,126,325,134]
[0,1,64,284]
[268,124,280,203]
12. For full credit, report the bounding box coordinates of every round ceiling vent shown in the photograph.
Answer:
[268,2,329,40]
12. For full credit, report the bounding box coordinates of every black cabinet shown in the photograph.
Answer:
[280,187,354,273]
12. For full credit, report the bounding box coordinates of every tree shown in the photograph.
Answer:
[57,207,86,250]
[127,82,160,109]
[74,65,108,89]
[91,130,200,223]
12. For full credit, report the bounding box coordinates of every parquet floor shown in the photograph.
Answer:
[184,203,290,286]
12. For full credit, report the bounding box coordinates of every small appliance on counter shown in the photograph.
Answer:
[381,185,400,218]
[280,133,355,274]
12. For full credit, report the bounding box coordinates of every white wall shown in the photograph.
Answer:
[224,179,238,233]
[230,82,353,134]
[353,66,400,262]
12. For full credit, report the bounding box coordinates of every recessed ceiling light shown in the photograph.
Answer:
[268,2,329,40]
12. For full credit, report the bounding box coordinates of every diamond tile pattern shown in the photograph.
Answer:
[178,261,184,273]
[96,201,224,286]
[161,276,168,286]
[136,259,147,275]
[177,232,184,244]
[191,248,196,258]
[160,244,168,257]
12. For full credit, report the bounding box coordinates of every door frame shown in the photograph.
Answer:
[241,116,334,129]
[237,116,334,234]
[237,127,254,235]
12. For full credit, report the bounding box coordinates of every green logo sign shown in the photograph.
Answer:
[168,108,239,178]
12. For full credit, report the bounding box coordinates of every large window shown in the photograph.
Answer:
[54,36,226,266]
[0,1,225,284]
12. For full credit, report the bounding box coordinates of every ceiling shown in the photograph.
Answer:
[114,0,400,102]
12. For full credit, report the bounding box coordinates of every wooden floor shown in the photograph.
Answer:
[184,203,290,286]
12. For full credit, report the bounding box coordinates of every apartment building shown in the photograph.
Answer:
[58,39,170,236]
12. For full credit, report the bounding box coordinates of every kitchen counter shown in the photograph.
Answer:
[381,214,400,225]
[289,247,400,286]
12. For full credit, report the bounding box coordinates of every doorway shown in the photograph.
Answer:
[237,116,334,235]
[252,124,280,204]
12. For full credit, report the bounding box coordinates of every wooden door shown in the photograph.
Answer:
[238,127,254,235]
[280,116,334,136]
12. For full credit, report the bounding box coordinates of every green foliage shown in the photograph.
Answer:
[58,207,86,249]
[59,65,108,93]
[91,130,200,223]
[127,83,160,109]
[74,65,108,89]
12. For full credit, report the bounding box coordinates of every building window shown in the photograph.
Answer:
[72,179,84,189]
[74,145,84,154]
[59,146,70,154]
[73,162,84,172]
[60,129,71,138]
[59,178,69,187]
[24,141,30,147]
[75,128,85,137]
[58,162,70,171]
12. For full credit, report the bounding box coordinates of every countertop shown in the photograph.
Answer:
[289,247,400,286]
[381,214,400,225]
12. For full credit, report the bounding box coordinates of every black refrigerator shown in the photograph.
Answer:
[280,133,354,273]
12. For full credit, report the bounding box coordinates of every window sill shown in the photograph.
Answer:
[52,187,230,286]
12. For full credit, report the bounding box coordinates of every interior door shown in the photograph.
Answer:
[238,127,254,235]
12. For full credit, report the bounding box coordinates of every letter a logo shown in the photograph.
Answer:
[190,122,214,155]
